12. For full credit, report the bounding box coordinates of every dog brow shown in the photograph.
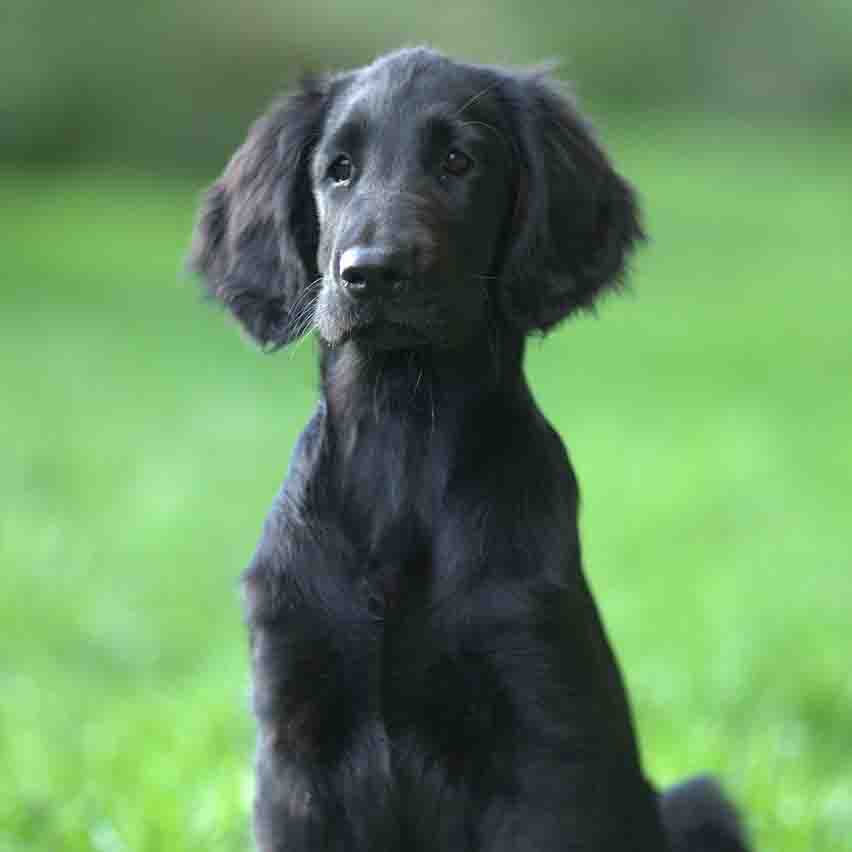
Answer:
[324,111,369,155]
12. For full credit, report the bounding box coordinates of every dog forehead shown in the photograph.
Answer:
[328,50,497,136]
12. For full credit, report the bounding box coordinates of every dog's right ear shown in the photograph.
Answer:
[189,77,332,349]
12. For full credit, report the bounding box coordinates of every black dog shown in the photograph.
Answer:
[191,47,750,852]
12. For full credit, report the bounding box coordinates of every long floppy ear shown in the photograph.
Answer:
[499,71,645,333]
[189,77,331,348]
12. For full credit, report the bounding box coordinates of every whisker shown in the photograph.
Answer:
[288,310,318,356]
[287,276,323,322]
[453,80,501,118]
[284,282,322,357]
[284,276,323,345]
[373,365,382,424]
[287,306,314,347]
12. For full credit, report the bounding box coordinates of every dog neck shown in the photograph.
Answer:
[315,322,534,542]
[319,322,528,434]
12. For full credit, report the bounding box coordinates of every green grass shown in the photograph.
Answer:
[2,119,851,850]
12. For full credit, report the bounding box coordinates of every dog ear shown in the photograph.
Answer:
[499,71,645,333]
[189,77,332,348]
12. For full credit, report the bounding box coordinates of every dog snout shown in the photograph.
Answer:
[338,246,415,301]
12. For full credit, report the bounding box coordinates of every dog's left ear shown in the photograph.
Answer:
[189,77,333,349]
[499,71,645,333]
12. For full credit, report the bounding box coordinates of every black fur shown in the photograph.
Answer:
[190,47,751,852]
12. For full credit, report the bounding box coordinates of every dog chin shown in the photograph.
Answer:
[318,318,426,351]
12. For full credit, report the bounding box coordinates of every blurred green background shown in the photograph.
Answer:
[2,2,851,850]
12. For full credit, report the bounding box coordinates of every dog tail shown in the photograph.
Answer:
[660,775,752,852]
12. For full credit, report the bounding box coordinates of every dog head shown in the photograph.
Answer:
[190,47,643,351]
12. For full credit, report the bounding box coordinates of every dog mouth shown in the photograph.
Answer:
[314,284,441,350]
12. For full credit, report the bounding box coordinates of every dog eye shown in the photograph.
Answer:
[442,149,473,178]
[327,155,353,185]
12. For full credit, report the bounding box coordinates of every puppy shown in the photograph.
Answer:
[191,47,750,852]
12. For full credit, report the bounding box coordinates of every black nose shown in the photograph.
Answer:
[338,246,412,299]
